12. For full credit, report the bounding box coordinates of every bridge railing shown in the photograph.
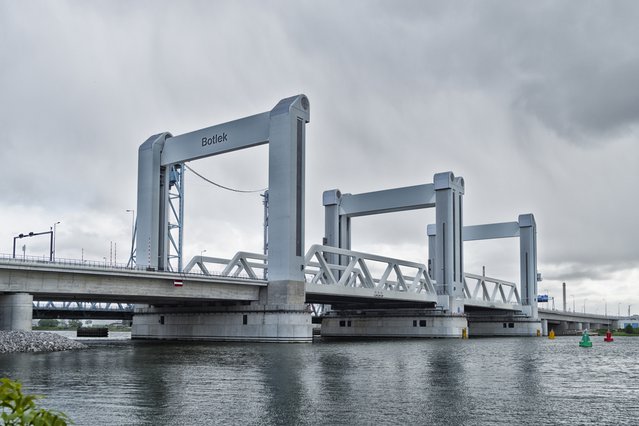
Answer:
[183,252,267,279]
[303,244,437,295]
[463,273,521,305]
[0,252,262,280]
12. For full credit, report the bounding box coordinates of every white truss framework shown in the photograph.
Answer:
[181,247,524,310]
[463,273,521,306]
[183,252,267,279]
[303,245,437,295]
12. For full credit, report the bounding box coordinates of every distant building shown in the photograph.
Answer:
[618,315,639,329]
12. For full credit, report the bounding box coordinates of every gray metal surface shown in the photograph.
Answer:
[323,171,465,312]
[135,95,309,297]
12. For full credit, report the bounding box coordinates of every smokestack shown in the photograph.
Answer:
[562,282,567,312]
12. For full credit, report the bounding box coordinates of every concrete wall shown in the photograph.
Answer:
[321,314,467,338]
[132,304,312,342]
[469,319,541,337]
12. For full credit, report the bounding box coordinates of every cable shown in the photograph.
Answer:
[184,164,267,194]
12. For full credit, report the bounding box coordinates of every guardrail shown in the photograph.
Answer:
[0,253,253,280]
[463,273,521,305]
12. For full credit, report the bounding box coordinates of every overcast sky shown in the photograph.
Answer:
[1,1,637,316]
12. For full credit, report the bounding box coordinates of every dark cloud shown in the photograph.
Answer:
[1,1,638,313]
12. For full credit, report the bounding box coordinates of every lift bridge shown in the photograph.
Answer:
[1,94,543,340]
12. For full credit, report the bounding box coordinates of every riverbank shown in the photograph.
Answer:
[0,330,87,353]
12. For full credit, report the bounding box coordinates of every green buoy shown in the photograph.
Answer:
[579,330,592,348]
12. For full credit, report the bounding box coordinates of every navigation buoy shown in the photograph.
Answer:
[579,330,592,348]
[548,329,555,340]
[604,329,614,342]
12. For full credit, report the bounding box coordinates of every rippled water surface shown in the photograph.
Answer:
[1,335,638,425]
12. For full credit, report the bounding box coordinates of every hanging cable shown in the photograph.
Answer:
[184,164,267,194]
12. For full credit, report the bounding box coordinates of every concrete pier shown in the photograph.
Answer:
[320,310,467,338]
[0,293,33,331]
[132,303,312,342]
[467,315,541,337]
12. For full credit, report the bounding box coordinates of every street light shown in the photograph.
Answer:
[200,249,207,258]
[51,221,60,261]
[583,299,587,314]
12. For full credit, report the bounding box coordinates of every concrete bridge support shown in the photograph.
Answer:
[466,315,541,337]
[541,319,548,336]
[0,293,33,331]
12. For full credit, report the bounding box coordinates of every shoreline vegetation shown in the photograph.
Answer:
[32,318,131,332]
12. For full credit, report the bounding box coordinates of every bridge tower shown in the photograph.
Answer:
[319,172,467,338]
[132,95,312,342]
[428,213,541,336]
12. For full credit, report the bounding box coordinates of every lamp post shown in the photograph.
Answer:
[51,221,60,261]
[583,299,587,314]
[200,249,207,259]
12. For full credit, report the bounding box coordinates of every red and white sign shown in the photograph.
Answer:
[174,280,183,287]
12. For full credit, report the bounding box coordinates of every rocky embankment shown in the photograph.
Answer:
[0,330,87,353]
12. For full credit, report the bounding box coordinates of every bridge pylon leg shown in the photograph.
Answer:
[0,293,33,331]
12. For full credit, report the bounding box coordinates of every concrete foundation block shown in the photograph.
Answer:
[321,313,468,338]
[468,318,541,337]
[131,305,312,342]
[0,293,33,331]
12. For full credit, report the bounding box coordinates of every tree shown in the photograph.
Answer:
[37,319,59,329]
[0,378,69,425]
[625,324,635,334]
[67,320,82,330]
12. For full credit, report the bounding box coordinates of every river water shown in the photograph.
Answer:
[1,333,638,425]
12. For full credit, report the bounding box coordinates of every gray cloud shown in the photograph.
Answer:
[1,1,638,314]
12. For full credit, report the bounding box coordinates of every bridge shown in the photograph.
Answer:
[0,94,582,341]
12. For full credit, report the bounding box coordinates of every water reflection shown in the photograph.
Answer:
[2,337,639,425]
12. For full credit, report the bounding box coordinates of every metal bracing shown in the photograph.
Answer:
[183,252,267,279]
[126,218,137,268]
[304,245,437,297]
[165,163,184,272]
[33,301,135,312]
[463,273,521,306]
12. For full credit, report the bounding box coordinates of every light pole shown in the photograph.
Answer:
[200,249,207,258]
[583,299,587,314]
[572,294,575,312]
[51,221,60,261]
